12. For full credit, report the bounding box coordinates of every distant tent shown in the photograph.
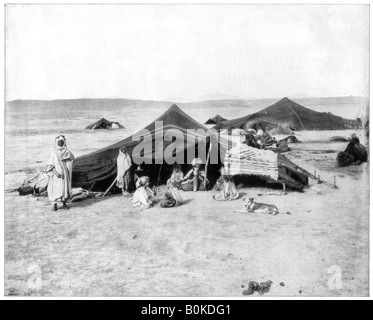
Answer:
[243,120,279,133]
[73,104,310,191]
[85,118,125,130]
[205,115,228,125]
[268,124,295,136]
[215,97,361,131]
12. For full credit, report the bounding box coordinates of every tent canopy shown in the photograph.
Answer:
[85,118,125,129]
[73,104,310,191]
[205,114,228,125]
[74,105,220,189]
[215,97,361,131]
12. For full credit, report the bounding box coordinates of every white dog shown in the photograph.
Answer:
[234,197,291,216]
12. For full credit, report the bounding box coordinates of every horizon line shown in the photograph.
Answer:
[6,94,369,104]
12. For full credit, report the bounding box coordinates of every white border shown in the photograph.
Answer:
[0,0,371,301]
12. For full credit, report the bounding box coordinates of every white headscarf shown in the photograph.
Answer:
[55,135,66,151]
[136,176,149,189]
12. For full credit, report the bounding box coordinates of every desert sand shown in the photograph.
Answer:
[4,102,369,297]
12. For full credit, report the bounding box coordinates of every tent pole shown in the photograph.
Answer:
[204,142,213,190]
[156,164,163,188]
[102,178,117,197]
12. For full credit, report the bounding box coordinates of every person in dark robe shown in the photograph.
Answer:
[337,135,368,166]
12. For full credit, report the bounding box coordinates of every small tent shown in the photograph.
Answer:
[86,118,125,130]
[205,115,228,125]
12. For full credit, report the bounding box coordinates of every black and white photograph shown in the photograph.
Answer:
[3,3,370,299]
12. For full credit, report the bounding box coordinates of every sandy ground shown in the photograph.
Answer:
[4,103,370,297]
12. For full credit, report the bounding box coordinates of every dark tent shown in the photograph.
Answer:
[205,115,228,125]
[73,104,310,191]
[215,97,361,131]
[86,118,125,130]
[74,105,217,189]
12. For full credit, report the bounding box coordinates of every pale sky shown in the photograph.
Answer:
[5,4,369,101]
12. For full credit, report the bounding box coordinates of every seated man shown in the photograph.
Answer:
[181,163,209,191]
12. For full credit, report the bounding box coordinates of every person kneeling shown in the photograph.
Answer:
[131,176,154,209]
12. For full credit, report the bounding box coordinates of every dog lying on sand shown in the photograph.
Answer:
[234,197,291,216]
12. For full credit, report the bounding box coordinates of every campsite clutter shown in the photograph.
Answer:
[9,99,367,214]
[242,280,274,296]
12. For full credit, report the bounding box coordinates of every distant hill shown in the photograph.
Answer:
[7,96,368,121]
[196,92,242,101]
[290,93,316,99]
[168,92,243,103]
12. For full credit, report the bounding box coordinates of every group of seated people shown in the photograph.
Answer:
[131,162,209,209]
[130,162,240,210]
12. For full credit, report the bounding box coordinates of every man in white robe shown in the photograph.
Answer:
[116,146,133,196]
[47,135,75,211]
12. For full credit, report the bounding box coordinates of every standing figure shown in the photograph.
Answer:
[46,135,75,211]
[116,146,133,196]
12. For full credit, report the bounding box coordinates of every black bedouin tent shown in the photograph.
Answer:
[215,97,361,131]
[205,115,228,125]
[85,118,125,129]
[74,105,216,189]
[72,104,310,191]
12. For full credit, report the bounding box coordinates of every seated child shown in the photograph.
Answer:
[167,164,184,189]
[161,180,183,208]
[213,168,239,201]
[131,176,154,209]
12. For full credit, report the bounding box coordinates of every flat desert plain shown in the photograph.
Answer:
[4,101,369,297]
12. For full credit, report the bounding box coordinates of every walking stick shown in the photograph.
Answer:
[102,177,117,197]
